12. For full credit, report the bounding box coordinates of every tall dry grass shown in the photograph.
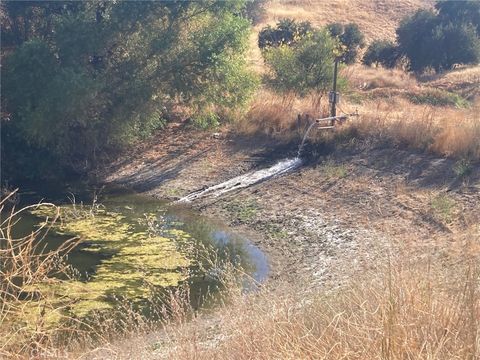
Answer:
[91,229,479,359]
[238,64,480,161]
[341,96,480,160]
[261,0,431,42]
[0,191,79,357]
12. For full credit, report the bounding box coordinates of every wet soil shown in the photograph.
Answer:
[103,123,480,287]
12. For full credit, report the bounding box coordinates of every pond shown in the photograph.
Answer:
[6,185,269,321]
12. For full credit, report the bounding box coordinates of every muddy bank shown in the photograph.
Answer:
[103,123,480,286]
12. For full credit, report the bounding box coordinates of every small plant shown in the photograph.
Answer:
[264,223,289,240]
[223,199,259,223]
[453,159,473,178]
[165,187,183,198]
[430,193,456,223]
[322,160,348,179]
[192,111,220,130]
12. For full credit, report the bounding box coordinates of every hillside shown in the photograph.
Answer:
[249,0,433,72]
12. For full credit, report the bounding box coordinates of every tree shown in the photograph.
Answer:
[362,40,400,68]
[435,0,480,35]
[327,22,365,64]
[262,30,338,97]
[1,1,258,181]
[396,10,439,72]
[258,18,312,49]
[396,4,480,73]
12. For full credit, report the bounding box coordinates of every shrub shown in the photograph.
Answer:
[436,0,480,35]
[362,40,400,68]
[1,2,258,181]
[243,0,267,25]
[262,30,339,97]
[397,2,480,73]
[327,22,365,64]
[258,18,312,49]
[192,111,220,130]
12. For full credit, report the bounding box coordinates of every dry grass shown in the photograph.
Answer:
[341,96,480,160]
[238,64,480,161]
[425,66,480,101]
[0,191,79,357]
[262,0,432,42]
[248,0,433,72]
[87,229,480,360]
[343,64,419,91]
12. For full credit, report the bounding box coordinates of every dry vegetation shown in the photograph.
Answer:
[248,0,433,71]
[262,0,432,41]
[81,228,479,360]
[237,64,480,161]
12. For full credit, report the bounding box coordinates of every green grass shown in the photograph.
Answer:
[430,193,456,223]
[321,160,348,179]
[406,89,469,108]
[223,199,259,223]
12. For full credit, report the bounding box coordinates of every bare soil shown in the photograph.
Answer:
[103,122,480,287]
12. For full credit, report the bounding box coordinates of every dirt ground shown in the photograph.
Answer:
[103,122,480,288]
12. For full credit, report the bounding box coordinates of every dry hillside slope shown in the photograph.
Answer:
[249,0,434,71]
[262,0,433,41]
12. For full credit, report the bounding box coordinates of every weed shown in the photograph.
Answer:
[321,159,348,179]
[431,193,456,223]
[264,223,289,239]
[223,199,259,223]
[165,187,183,198]
[406,89,470,108]
[453,159,472,178]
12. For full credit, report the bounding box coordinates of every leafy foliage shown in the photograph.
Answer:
[243,0,267,25]
[327,22,365,64]
[258,18,312,49]
[435,0,480,35]
[262,30,339,97]
[362,40,400,68]
[397,3,480,72]
[1,1,258,181]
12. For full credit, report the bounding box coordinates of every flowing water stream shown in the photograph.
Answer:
[178,121,317,202]
[178,157,302,203]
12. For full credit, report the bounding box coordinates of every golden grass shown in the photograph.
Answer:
[85,228,480,359]
[261,0,432,42]
[341,96,480,159]
[238,64,480,161]
[0,191,80,357]
[247,0,433,73]
[343,64,419,91]
[425,66,480,100]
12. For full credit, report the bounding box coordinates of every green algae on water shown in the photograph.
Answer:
[28,203,194,320]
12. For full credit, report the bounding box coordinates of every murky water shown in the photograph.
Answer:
[6,186,268,320]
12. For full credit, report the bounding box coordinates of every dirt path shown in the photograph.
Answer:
[103,123,480,287]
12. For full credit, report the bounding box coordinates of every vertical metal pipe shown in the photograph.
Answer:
[331,58,338,118]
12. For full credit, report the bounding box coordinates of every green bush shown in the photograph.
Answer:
[1,1,258,181]
[327,22,365,64]
[396,2,480,73]
[192,112,220,130]
[262,30,340,97]
[258,18,312,49]
[362,40,400,68]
